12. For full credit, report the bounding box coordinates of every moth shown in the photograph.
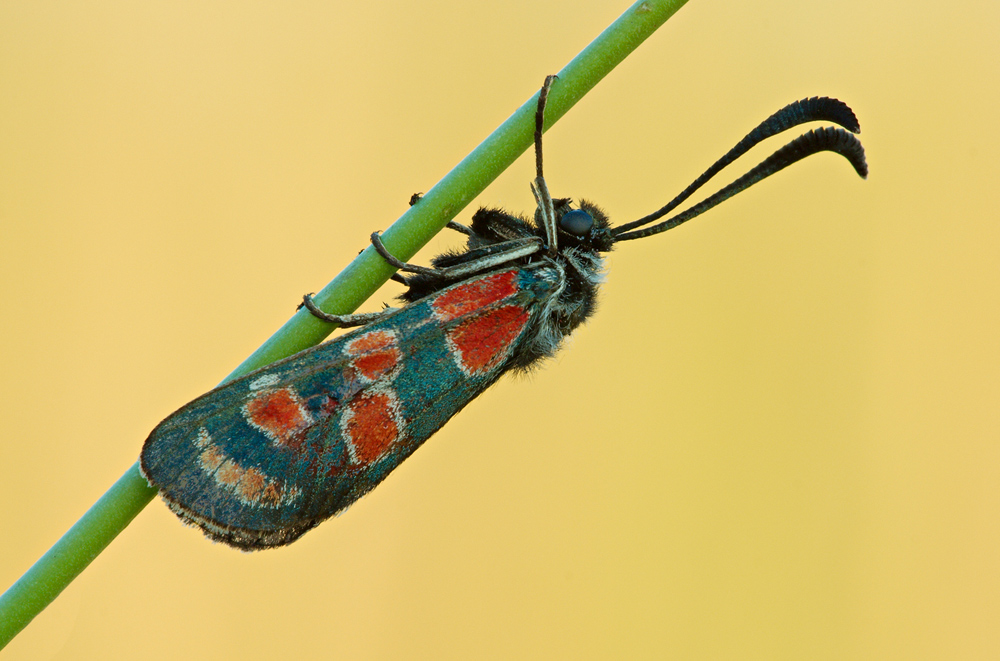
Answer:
[140,76,867,549]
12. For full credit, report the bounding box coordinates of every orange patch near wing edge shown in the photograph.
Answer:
[193,427,301,508]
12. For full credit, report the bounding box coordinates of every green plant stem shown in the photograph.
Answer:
[0,0,689,647]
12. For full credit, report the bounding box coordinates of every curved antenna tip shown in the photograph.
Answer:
[801,97,862,135]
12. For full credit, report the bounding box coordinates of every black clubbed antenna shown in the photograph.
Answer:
[612,97,864,240]
[613,125,867,242]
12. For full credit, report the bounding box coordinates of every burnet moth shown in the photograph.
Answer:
[140,76,867,550]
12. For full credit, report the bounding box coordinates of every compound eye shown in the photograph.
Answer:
[559,209,594,237]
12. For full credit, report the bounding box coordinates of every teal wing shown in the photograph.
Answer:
[140,266,557,549]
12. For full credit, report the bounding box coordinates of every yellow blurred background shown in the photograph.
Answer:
[2,1,998,658]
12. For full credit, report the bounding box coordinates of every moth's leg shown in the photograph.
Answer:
[369,231,542,280]
[352,241,409,286]
[446,220,477,237]
[299,294,399,327]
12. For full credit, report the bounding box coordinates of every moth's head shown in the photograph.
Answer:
[537,197,615,253]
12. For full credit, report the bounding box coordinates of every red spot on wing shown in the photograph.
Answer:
[352,348,400,380]
[343,391,400,466]
[447,304,530,374]
[344,330,401,382]
[243,387,313,448]
[345,330,396,355]
[431,270,519,321]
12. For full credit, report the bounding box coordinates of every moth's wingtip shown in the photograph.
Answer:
[160,497,316,551]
